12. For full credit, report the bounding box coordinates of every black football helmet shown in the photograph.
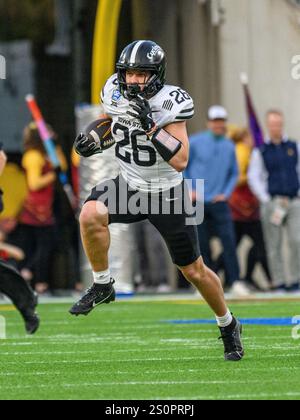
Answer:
[116,40,166,100]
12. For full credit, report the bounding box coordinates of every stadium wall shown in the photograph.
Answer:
[219,0,300,138]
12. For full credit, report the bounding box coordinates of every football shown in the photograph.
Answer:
[85,117,115,151]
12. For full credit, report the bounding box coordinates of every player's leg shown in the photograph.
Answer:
[79,200,110,273]
[148,183,244,361]
[0,260,39,334]
[149,214,244,361]
[179,258,244,361]
[69,197,116,316]
[69,176,146,316]
[149,185,227,315]
[179,256,227,316]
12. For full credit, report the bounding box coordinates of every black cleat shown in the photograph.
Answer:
[69,279,116,316]
[21,293,40,335]
[219,318,244,362]
[24,314,40,335]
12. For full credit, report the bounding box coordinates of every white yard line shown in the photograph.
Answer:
[1,366,300,378]
[1,379,299,391]
[1,353,300,366]
[0,343,298,357]
[153,392,300,400]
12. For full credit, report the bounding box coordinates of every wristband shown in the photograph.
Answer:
[151,128,182,162]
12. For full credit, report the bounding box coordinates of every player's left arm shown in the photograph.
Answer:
[162,121,189,172]
[128,94,191,173]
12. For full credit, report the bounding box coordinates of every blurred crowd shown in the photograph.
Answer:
[0,123,81,296]
[0,106,299,297]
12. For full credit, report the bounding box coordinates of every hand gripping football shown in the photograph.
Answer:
[85,118,115,151]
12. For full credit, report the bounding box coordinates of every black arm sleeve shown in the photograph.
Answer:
[151,128,182,162]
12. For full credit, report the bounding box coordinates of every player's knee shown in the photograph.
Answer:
[182,267,198,282]
[180,258,205,283]
[79,201,108,229]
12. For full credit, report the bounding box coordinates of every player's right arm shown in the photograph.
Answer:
[74,77,115,158]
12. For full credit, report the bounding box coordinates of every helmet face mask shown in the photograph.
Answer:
[116,40,166,100]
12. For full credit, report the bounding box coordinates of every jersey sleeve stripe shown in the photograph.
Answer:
[175,114,194,121]
[179,107,194,114]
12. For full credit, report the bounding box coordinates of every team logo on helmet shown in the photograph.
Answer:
[147,45,162,60]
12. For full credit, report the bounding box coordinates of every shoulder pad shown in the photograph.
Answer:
[100,74,119,104]
[156,85,194,125]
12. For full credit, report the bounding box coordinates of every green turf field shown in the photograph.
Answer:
[0,298,300,400]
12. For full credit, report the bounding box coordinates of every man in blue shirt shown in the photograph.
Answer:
[185,106,248,296]
[248,109,300,291]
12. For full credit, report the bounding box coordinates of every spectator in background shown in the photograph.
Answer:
[248,110,300,292]
[226,127,272,290]
[13,122,68,294]
[185,106,249,297]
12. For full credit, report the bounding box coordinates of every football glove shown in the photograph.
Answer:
[74,133,102,158]
[127,94,157,134]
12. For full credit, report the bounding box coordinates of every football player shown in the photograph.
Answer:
[0,148,39,335]
[70,41,244,361]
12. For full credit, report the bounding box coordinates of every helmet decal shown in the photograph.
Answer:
[128,40,146,65]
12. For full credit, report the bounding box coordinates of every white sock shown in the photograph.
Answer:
[93,269,111,285]
[216,310,233,328]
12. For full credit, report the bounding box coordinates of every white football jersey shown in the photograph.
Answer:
[101,74,194,193]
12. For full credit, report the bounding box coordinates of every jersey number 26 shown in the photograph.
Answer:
[114,123,157,167]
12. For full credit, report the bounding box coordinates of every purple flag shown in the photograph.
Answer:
[242,82,265,148]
